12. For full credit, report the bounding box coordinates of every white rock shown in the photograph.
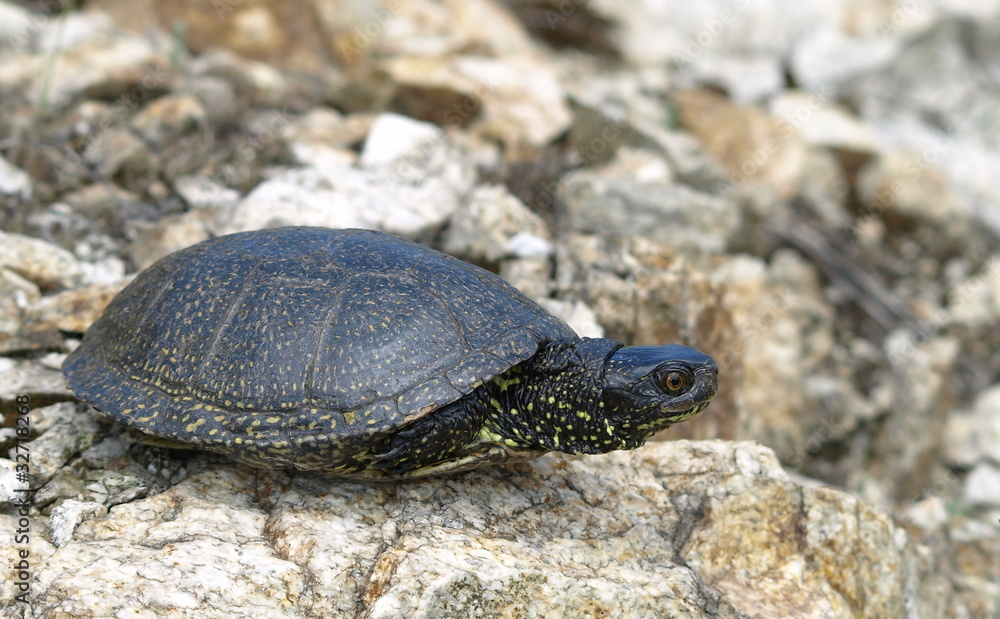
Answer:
[682,54,785,103]
[536,299,604,339]
[174,175,241,210]
[360,113,445,168]
[34,11,115,54]
[790,26,903,92]
[0,155,32,200]
[769,92,880,153]
[441,184,549,262]
[0,231,87,290]
[0,459,29,505]
[505,232,553,259]
[943,384,1000,467]
[219,162,471,239]
[49,500,108,548]
[948,256,1000,327]
[964,463,1000,508]
[0,2,35,53]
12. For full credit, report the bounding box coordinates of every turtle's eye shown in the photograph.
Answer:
[662,371,687,394]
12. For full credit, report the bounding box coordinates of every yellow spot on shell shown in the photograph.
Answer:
[185,418,207,433]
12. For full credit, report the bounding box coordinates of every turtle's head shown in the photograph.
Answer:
[600,345,718,447]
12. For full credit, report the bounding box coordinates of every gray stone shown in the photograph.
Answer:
[769,91,880,154]
[16,441,922,617]
[127,213,212,271]
[0,359,71,405]
[558,168,738,252]
[873,333,960,500]
[173,175,240,211]
[0,231,87,291]
[12,403,103,486]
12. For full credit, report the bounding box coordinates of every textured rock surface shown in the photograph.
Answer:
[2,0,1000,616]
[3,440,921,618]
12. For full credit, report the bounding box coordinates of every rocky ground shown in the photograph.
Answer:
[1,1,999,617]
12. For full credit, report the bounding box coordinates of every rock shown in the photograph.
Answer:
[943,384,1000,468]
[0,459,27,505]
[706,250,837,460]
[789,25,903,94]
[963,463,1000,508]
[186,47,289,108]
[49,500,109,548]
[18,403,103,486]
[217,113,475,238]
[948,518,1000,617]
[374,54,572,153]
[82,127,155,182]
[0,268,44,353]
[535,299,604,339]
[0,2,34,53]
[680,55,785,104]
[129,93,209,145]
[947,256,1000,327]
[855,151,965,225]
[769,91,880,156]
[0,32,167,112]
[557,150,739,252]
[872,333,960,500]
[441,184,549,263]
[0,154,32,201]
[127,213,212,271]
[360,113,444,168]
[0,359,73,403]
[674,89,809,199]
[173,175,241,211]
[19,441,925,616]
[24,280,128,335]
[0,231,88,291]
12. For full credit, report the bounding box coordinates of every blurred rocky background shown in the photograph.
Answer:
[1,0,999,616]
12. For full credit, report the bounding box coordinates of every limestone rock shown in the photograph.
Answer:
[441,184,550,263]
[872,333,960,500]
[0,155,32,202]
[0,358,72,403]
[943,384,1000,468]
[0,30,166,112]
[963,463,1000,508]
[0,232,88,291]
[217,113,475,238]
[558,154,739,252]
[16,441,923,617]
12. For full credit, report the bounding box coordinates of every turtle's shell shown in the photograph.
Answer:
[64,227,576,470]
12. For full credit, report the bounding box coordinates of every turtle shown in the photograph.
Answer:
[63,227,718,479]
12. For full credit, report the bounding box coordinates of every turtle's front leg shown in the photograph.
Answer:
[365,397,486,475]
